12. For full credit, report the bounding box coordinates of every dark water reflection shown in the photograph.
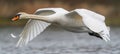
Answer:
[0,27,120,54]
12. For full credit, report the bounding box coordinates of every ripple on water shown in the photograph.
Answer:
[0,27,120,54]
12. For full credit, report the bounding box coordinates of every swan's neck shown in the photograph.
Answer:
[23,14,52,23]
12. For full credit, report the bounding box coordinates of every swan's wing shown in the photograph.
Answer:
[67,9,110,41]
[75,9,105,21]
[16,19,50,47]
[35,9,56,16]
[75,9,110,41]
[65,11,84,27]
[35,8,69,16]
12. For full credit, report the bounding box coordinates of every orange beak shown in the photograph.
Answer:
[12,14,21,21]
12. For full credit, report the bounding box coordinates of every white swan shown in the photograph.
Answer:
[12,8,110,47]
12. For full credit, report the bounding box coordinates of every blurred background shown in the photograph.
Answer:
[0,0,120,27]
[0,0,120,54]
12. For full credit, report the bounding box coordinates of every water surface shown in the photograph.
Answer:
[0,27,120,54]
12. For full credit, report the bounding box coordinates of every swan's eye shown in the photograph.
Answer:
[12,14,21,21]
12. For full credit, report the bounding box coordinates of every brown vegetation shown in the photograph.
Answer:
[0,0,120,26]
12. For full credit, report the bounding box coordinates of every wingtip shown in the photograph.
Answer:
[16,36,29,47]
[102,35,110,42]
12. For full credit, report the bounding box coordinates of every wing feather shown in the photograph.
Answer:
[76,9,105,21]
[74,9,110,41]
[16,20,50,47]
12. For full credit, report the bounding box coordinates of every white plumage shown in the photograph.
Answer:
[74,9,110,41]
[11,8,110,47]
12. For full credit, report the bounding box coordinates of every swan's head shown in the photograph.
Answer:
[12,12,28,21]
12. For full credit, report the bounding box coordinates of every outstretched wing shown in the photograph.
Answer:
[76,9,105,22]
[71,9,110,41]
[16,20,50,47]
[35,8,69,16]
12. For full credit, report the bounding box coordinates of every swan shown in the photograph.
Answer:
[12,8,110,47]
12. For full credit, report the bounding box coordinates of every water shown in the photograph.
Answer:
[0,27,120,54]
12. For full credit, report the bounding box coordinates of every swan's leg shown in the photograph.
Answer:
[88,32,103,39]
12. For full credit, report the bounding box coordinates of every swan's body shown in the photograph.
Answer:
[12,8,110,47]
